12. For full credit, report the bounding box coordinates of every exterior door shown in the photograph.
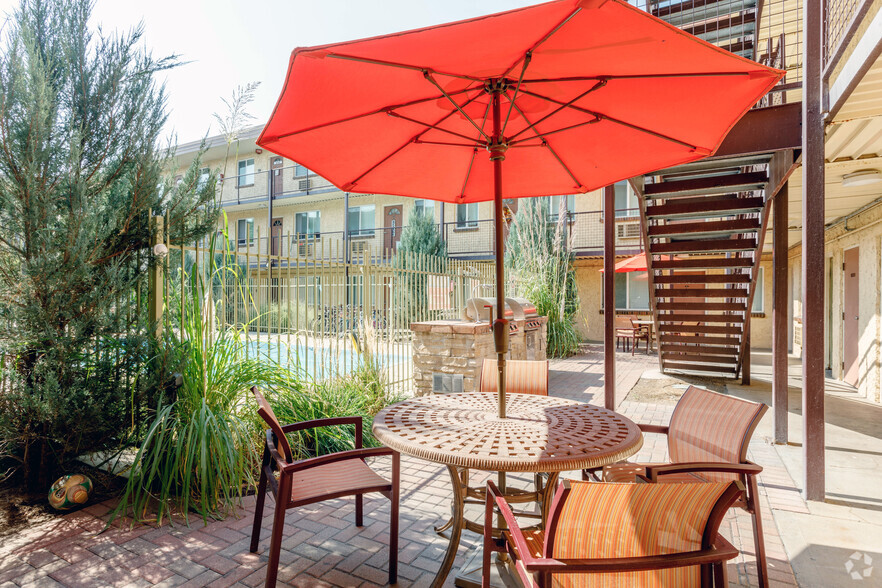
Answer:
[271,218,283,257]
[271,157,284,198]
[843,247,860,386]
[384,205,402,253]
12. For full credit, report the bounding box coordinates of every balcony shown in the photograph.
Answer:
[217,165,338,207]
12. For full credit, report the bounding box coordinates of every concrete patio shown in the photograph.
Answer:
[0,347,878,587]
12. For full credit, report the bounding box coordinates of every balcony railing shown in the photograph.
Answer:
[217,165,337,206]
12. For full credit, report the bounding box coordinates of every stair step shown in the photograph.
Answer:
[644,172,767,199]
[660,334,741,346]
[655,154,770,178]
[654,273,751,284]
[658,313,746,323]
[652,238,757,254]
[649,219,761,239]
[657,301,748,312]
[652,0,759,29]
[663,362,738,374]
[655,288,749,298]
[658,324,744,335]
[661,353,739,364]
[646,197,765,219]
[654,258,754,271]
[660,343,740,356]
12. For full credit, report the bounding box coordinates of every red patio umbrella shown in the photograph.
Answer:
[257,0,783,417]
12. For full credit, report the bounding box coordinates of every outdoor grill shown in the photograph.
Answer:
[506,297,541,332]
[462,297,514,324]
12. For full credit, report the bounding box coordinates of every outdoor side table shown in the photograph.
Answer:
[372,392,644,587]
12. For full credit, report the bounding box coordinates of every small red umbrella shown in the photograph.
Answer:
[258,0,783,417]
[599,252,681,273]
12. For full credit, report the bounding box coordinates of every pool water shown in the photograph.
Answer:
[247,339,410,378]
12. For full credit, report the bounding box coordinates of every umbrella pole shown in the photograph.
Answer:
[490,85,508,420]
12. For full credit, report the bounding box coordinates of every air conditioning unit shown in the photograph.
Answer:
[617,223,641,239]
[298,179,312,191]
[351,240,368,256]
[297,242,314,257]
[432,373,464,394]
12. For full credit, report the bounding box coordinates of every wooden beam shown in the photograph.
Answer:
[644,172,767,198]
[654,258,754,271]
[713,102,802,157]
[646,197,764,219]
[802,0,825,502]
[604,185,615,410]
[773,183,789,444]
[653,238,756,254]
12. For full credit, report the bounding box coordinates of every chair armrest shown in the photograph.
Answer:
[644,461,762,482]
[486,481,532,559]
[521,536,739,573]
[281,446,395,474]
[637,424,669,435]
[280,416,363,434]
[265,430,288,467]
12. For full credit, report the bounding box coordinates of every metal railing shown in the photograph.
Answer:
[217,165,338,206]
[824,0,875,72]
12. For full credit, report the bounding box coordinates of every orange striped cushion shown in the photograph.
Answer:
[478,359,548,396]
[668,386,765,483]
[549,481,730,588]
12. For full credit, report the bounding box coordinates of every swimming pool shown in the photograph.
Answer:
[246,339,410,379]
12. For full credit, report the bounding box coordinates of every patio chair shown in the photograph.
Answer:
[249,386,399,587]
[477,358,549,396]
[584,385,770,587]
[483,479,744,587]
[615,315,649,354]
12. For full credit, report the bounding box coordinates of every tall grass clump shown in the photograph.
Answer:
[112,243,297,525]
[505,199,581,358]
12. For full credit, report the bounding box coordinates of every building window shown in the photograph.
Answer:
[547,195,575,221]
[414,199,434,218]
[198,167,211,190]
[295,210,321,239]
[348,205,375,236]
[456,203,479,228]
[294,164,311,177]
[614,271,650,310]
[614,181,639,217]
[237,218,255,247]
[237,158,255,187]
[753,267,764,313]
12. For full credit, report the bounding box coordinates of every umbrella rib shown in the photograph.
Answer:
[521,72,757,83]
[424,72,492,143]
[518,87,700,150]
[501,53,531,137]
[501,7,581,78]
[415,139,484,148]
[325,52,485,82]
[267,87,476,142]
[508,118,602,146]
[344,92,485,189]
[459,100,492,200]
[386,111,486,146]
[506,93,584,190]
[506,79,606,143]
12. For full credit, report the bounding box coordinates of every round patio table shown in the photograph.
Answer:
[372,392,643,587]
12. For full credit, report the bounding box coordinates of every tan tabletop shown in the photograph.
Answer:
[373,392,643,473]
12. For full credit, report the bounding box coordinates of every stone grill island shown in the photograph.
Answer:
[411,297,548,397]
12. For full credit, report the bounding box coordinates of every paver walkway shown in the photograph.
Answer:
[0,347,802,587]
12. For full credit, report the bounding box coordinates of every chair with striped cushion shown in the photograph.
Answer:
[587,386,770,587]
[477,359,549,396]
[484,479,743,587]
[249,387,400,587]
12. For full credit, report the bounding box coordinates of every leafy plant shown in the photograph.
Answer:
[505,199,581,358]
[392,208,448,327]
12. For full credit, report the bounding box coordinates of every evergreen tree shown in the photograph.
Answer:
[0,0,219,487]
[393,205,447,327]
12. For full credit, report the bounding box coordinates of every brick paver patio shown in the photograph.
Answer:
[0,347,802,587]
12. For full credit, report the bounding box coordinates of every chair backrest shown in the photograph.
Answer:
[668,386,767,480]
[478,359,548,396]
[252,386,293,462]
[614,315,635,330]
[545,480,741,587]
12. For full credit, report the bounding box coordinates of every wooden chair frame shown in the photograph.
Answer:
[249,387,399,587]
[583,386,770,587]
[483,479,743,587]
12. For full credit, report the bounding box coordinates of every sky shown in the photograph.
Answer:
[0,0,539,143]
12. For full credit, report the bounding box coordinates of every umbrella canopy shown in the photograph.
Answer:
[258,0,784,417]
[599,252,681,273]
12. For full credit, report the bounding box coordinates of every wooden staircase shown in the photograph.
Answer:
[649,0,759,59]
[638,154,773,378]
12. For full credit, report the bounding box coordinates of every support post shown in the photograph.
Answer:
[802,0,825,501]
[148,214,165,340]
[604,185,616,410]
[773,187,789,443]
[344,191,350,306]
[268,166,274,257]
[742,318,751,385]
[490,85,508,420]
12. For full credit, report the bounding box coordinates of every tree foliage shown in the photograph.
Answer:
[0,0,219,487]
[392,206,447,327]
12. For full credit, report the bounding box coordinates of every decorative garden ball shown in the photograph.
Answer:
[48,474,93,510]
